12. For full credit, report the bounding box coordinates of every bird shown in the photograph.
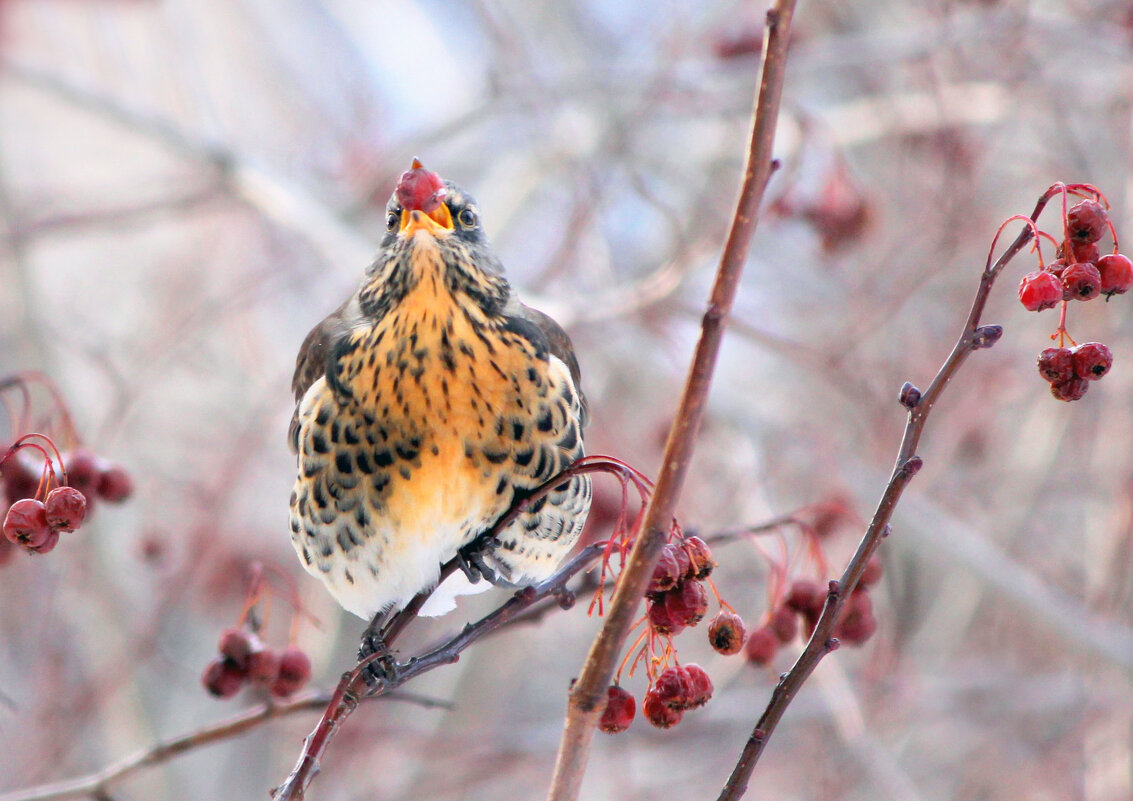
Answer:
[288,160,592,621]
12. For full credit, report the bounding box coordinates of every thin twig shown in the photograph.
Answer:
[714,189,1060,801]
[544,4,797,800]
[0,690,447,801]
[271,543,606,800]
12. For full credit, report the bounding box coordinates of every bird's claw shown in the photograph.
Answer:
[358,630,400,690]
[457,533,499,584]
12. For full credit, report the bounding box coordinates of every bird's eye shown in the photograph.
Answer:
[458,208,478,229]
[386,210,400,231]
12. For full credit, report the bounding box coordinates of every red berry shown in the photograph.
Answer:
[647,597,685,636]
[646,546,683,598]
[1071,241,1101,265]
[1018,270,1063,311]
[663,579,708,627]
[1067,199,1109,244]
[838,612,878,645]
[785,579,825,616]
[669,541,691,580]
[44,486,87,532]
[1046,258,1068,277]
[202,657,246,698]
[682,536,714,579]
[1037,347,1075,384]
[835,590,878,645]
[1050,378,1089,402]
[96,465,133,503]
[270,646,312,697]
[247,647,282,685]
[1,452,41,503]
[396,161,446,214]
[218,628,256,671]
[62,449,102,498]
[1097,253,1133,297]
[707,610,746,655]
[682,664,713,708]
[1062,262,1102,301]
[3,498,51,548]
[1072,342,1113,381]
[653,666,692,708]
[31,529,60,554]
[642,688,684,729]
[859,553,884,587]
[598,685,636,734]
[769,604,799,643]
[744,625,780,666]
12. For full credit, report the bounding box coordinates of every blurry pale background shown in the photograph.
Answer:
[2,1,1133,800]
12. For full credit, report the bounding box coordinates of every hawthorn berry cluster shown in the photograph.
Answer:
[2,440,132,565]
[203,562,315,700]
[597,533,744,732]
[1,373,133,564]
[745,554,882,666]
[645,535,714,635]
[1015,188,1131,401]
[202,627,312,699]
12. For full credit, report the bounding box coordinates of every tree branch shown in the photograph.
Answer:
[715,188,1062,801]
[0,690,448,801]
[270,543,607,800]
[544,3,798,799]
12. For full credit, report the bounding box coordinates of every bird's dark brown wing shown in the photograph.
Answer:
[505,300,589,427]
[289,294,361,452]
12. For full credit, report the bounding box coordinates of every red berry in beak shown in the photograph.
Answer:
[396,160,446,214]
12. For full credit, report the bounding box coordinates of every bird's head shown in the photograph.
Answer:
[381,159,490,248]
[361,159,509,319]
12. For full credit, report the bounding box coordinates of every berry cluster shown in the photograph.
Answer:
[1037,342,1113,401]
[202,562,314,700]
[745,555,882,666]
[596,533,732,733]
[1,443,132,563]
[0,373,133,565]
[645,536,714,635]
[1014,187,1130,401]
[202,627,312,699]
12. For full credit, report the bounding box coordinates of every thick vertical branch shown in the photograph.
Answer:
[544,3,798,800]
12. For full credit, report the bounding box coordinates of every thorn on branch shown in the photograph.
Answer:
[972,324,1004,350]
[825,638,840,652]
[898,382,921,409]
[900,456,923,477]
[881,524,892,538]
[826,579,841,599]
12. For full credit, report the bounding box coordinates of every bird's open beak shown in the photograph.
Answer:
[401,204,453,237]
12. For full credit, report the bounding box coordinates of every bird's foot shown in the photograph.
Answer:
[457,532,500,584]
[357,629,400,690]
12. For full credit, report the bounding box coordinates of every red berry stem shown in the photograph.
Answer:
[3,438,58,497]
[1052,300,1076,349]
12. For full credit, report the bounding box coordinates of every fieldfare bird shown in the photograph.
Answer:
[288,160,591,620]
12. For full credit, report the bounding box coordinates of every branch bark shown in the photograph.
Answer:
[544,4,798,800]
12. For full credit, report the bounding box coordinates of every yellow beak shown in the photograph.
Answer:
[401,204,453,237]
